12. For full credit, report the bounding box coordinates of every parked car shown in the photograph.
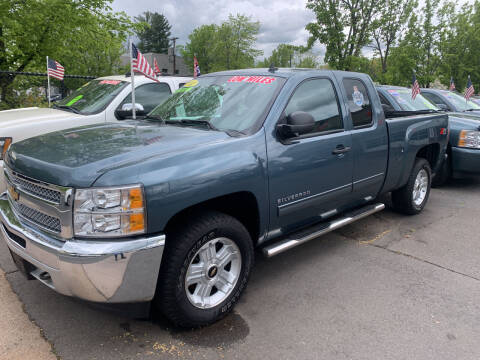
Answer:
[421,88,480,113]
[0,69,448,327]
[378,86,480,184]
[0,74,191,193]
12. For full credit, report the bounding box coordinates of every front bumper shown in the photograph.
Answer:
[451,147,480,178]
[0,194,165,303]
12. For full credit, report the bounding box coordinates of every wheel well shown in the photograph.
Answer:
[164,192,260,244]
[416,143,440,170]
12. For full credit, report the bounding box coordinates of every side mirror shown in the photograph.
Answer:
[436,103,448,111]
[115,103,146,119]
[277,111,315,139]
[381,103,395,114]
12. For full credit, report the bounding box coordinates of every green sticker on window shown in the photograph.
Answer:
[66,95,83,106]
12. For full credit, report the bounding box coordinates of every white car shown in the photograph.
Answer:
[0,74,192,192]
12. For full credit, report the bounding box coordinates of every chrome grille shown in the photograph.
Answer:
[16,203,61,233]
[8,172,62,204]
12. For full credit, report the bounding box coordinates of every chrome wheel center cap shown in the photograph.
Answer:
[207,265,218,279]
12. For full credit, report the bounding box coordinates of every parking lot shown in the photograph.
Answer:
[1,179,480,360]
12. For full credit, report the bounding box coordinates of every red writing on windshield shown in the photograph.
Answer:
[228,76,276,84]
[99,80,121,85]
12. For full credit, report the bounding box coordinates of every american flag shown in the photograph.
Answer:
[449,77,455,91]
[131,43,158,82]
[465,76,474,100]
[47,58,64,80]
[411,71,420,100]
[153,58,161,76]
[193,56,201,78]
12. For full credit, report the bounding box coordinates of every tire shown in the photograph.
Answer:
[392,158,432,215]
[432,156,451,187]
[155,211,254,328]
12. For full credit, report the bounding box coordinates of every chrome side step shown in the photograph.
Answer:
[263,203,385,257]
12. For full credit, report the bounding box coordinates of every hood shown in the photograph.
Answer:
[0,107,82,127]
[6,122,230,187]
[448,111,480,122]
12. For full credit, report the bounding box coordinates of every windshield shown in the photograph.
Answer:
[148,75,284,133]
[387,89,439,111]
[439,90,480,111]
[56,79,128,114]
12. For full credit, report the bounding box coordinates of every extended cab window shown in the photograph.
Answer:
[342,78,372,128]
[284,78,343,135]
[120,83,172,113]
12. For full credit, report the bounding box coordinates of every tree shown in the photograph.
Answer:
[0,0,136,109]
[306,0,384,70]
[181,14,262,73]
[135,12,171,54]
[371,0,416,76]
[257,44,318,68]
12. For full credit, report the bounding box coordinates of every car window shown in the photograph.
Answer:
[119,83,172,113]
[386,89,438,111]
[378,93,391,106]
[422,92,447,108]
[438,90,480,111]
[284,78,343,136]
[342,78,373,128]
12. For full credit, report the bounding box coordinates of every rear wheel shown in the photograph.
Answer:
[392,158,432,215]
[155,211,254,328]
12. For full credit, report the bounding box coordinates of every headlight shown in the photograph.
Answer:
[458,130,480,149]
[0,137,12,160]
[73,185,146,237]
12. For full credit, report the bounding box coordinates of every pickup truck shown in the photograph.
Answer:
[0,74,191,193]
[0,69,448,327]
[378,86,480,184]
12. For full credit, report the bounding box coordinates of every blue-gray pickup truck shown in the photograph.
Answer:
[0,69,448,327]
[378,86,480,184]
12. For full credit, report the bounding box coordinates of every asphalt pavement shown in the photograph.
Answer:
[1,178,480,360]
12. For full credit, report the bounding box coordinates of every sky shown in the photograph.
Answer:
[111,0,317,60]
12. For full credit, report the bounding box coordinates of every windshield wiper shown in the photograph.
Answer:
[53,104,81,114]
[465,108,480,111]
[145,114,165,122]
[176,119,220,131]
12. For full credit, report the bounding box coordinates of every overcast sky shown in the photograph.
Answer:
[111,0,316,60]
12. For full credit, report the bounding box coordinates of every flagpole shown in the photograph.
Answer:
[46,56,51,107]
[129,39,136,120]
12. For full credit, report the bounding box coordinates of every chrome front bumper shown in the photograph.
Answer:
[0,194,165,303]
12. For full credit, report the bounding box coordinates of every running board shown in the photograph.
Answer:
[263,203,385,257]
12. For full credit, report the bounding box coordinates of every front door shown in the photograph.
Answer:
[266,77,354,237]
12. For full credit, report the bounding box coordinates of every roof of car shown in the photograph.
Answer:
[96,74,192,84]
[204,68,369,79]
[376,85,410,90]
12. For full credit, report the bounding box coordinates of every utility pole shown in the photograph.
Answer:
[170,36,179,75]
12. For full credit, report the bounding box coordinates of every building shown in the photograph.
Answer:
[120,48,191,77]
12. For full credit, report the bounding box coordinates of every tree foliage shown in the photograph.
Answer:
[135,12,171,54]
[257,44,318,68]
[181,14,262,73]
[306,0,384,70]
[0,0,137,109]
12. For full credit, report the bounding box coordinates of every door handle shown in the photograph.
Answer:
[332,145,351,155]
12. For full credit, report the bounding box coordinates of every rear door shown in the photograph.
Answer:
[266,77,354,235]
[338,76,388,201]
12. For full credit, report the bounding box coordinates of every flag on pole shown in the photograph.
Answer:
[47,58,64,80]
[153,58,161,76]
[193,56,201,78]
[465,76,474,100]
[131,43,158,82]
[411,71,420,100]
[449,77,455,91]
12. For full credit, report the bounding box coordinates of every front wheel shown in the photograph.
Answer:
[392,158,432,215]
[155,211,254,328]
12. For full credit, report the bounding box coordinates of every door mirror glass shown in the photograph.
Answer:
[277,111,315,138]
[115,103,146,119]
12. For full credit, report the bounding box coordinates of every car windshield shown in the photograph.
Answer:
[55,79,128,115]
[386,89,439,111]
[148,75,284,133]
[439,90,480,111]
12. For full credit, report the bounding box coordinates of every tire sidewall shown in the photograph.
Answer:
[169,216,253,326]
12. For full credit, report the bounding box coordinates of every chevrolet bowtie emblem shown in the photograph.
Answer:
[8,185,19,201]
